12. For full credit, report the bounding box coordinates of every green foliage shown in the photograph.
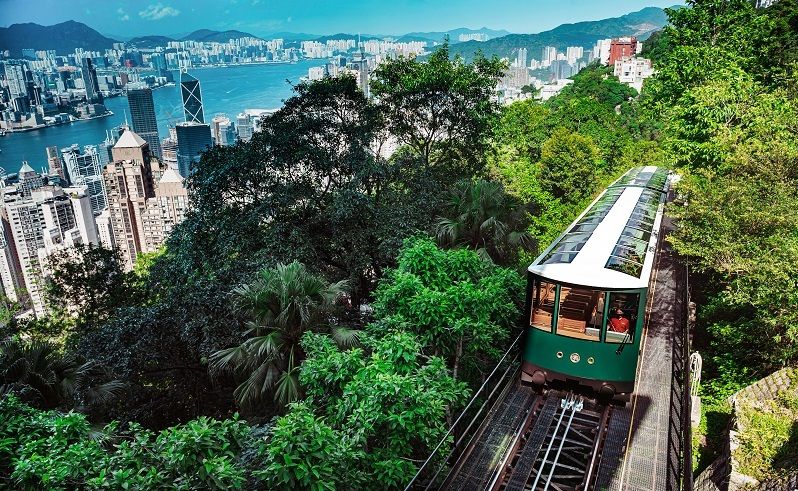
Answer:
[210,261,352,409]
[538,128,601,202]
[259,331,469,490]
[0,395,252,490]
[434,179,534,265]
[372,43,506,173]
[44,245,133,330]
[0,338,123,411]
[373,237,523,383]
[735,382,798,481]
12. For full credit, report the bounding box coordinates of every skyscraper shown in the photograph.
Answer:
[46,146,66,182]
[180,71,205,124]
[127,87,163,159]
[81,57,103,104]
[176,121,213,177]
[516,48,528,68]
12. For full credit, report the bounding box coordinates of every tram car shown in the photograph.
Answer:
[521,166,671,397]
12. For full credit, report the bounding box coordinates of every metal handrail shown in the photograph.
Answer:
[404,331,524,491]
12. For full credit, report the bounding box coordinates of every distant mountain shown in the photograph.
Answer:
[264,31,321,41]
[398,27,513,44]
[448,6,671,60]
[127,35,175,49]
[0,20,117,56]
[181,29,261,42]
[313,33,384,43]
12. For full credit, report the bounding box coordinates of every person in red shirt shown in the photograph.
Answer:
[608,308,630,333]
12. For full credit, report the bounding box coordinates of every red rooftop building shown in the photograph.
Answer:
[608,37,638,66]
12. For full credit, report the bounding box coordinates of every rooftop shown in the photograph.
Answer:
[113,130,147,149]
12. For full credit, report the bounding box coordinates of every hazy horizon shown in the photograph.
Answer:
[0,0,683,38]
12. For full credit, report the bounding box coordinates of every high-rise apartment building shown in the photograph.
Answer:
[180,71,205,124]
[127,87,163,159]
[81,57,103,104]
[103,130,157,270]
[566,46,584,65]
[516,48,528,68]
[175,121,212,177]
[61,144,108,215]
[142,168,189,252]
[541,46,557,67]
[3,185,97,316]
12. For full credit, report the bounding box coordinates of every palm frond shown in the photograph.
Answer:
[330,326,361,349]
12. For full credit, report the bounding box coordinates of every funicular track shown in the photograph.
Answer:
[484,390,614,491]
[443,388,620,491]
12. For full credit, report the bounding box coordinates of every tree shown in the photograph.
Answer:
[44,245,132,329]
[210,262,354,409]
[372,43,506,174]
[434,179,534,266]
[538,128,601,202]
[373,238,523,384]
[0,339,123,411]
[258,331,469,490]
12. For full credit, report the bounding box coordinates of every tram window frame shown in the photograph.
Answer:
[604,292,640,344]
[530,279,556,332]
[555,286,601,342]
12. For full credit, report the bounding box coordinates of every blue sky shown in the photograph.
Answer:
[0,0,683,37]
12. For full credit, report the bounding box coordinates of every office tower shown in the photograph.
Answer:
[127,87,163,159]
[211,114,236,146]
[175,121,213,177]
[352,51,370,98]
[236,112,254,142]
[17,162,44,197]
[81,57,103,104]
[161,128,179,170]
[142,168,189,252]
[104,130,157,270]
[180,71,205,124]
[61,144,108,214]
[46,146,67,182]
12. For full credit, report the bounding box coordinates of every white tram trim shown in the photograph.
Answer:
[529,166,671,291]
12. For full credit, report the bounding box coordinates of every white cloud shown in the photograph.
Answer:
[117,7,130,21]
[139,3,181,20]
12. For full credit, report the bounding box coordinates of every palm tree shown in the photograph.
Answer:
[210,261,355,409]
[435,179,535,265]
[0,339,124,410]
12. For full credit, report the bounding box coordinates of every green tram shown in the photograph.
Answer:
[521,166,671,397]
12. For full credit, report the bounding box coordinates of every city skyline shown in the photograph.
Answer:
[1,0,683,38]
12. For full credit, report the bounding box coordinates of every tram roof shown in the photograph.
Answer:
[528,166,671,290]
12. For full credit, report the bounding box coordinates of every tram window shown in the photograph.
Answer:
[531,280,556,332]
[556,287,601,341]
[605,292,640,344]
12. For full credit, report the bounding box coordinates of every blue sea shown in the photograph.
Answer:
[0,60,321,173]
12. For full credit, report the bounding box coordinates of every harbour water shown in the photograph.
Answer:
[0,60,321,172]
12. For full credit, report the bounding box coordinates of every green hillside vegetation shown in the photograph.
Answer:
[3,0,798,487]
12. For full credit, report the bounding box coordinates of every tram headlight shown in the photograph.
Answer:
[569,352,580,363]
